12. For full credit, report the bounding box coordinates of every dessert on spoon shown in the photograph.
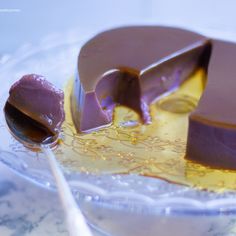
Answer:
[5,74,65,148]
[4,74,92,236]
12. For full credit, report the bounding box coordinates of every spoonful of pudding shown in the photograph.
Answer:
[4,74,65,147]
[4,74,92,236]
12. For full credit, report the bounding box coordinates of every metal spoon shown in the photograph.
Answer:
[4,104,93,236]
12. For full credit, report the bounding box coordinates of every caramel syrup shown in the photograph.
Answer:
[55,69,236,192]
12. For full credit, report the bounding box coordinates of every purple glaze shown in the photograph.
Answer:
[7,74,65,134]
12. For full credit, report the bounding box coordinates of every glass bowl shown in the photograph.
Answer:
[1,28,236,236]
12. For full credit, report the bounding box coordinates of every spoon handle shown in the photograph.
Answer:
[42,147,93,236]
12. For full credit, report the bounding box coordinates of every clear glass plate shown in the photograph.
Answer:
[1,29,236,236]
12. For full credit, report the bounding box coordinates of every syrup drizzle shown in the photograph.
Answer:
[55,69,236,192]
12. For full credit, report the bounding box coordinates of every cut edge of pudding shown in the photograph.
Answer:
[185,39,236,170]
[186,114,236,170]
[71,26,212,133]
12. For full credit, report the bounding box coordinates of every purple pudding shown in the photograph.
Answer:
[5,74,65,138]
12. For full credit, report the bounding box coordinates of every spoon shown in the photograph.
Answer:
[4,103,93,236]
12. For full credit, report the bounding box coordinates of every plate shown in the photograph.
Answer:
[1,29,236,236]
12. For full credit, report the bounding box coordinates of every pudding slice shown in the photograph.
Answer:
[72,26,211,133]
[186,40,236,170]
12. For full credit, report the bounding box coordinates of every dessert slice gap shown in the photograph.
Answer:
[72,39,211,133]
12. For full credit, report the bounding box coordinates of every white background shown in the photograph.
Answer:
[1,0,236,54]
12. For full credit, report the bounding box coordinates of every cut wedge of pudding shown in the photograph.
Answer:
[186,40,236,169]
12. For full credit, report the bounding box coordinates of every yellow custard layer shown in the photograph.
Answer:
[56,69,236,192]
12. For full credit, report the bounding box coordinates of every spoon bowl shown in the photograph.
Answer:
[4,101,58,149]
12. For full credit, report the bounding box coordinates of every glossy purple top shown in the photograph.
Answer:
[7,74,65,134]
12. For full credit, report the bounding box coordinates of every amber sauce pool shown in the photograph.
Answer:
[56,69,236,192]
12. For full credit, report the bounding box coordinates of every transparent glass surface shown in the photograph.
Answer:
[1,32,236,236]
